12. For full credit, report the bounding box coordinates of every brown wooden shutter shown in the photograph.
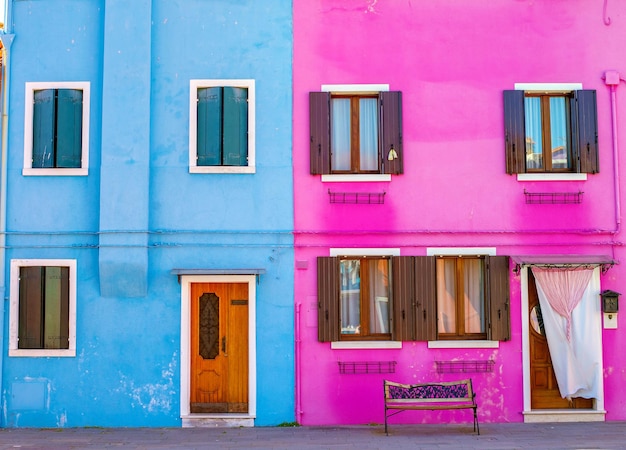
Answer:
[317,257,339,342]
[380,91,403,175]
[391,256,414,341]
[414,256,437,341]
[309,92,331,175]
[487,256,511,341]
[19,267,44,349]
[503,90,526,174]
[574,90,599,174]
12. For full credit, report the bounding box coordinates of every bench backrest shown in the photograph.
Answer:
[384,379,475,404]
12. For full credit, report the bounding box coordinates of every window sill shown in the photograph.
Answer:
[22,168,88,176]
[331,341,402,350]
[9,349,76,357]
[428,340,499,349]
[517,173,587,182]
[321,174,391,183]
[190,166,255,174]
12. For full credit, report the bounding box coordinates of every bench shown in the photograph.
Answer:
[383,378,479,435]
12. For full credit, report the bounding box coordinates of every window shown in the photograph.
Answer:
[189,79,255,174]
[24,82,90,176]
[437,256,486,340]
[310,87,403,176]
[9,260,77,357]
[317,254,510,343]
[504,89,598,175]
[338,257,391,339]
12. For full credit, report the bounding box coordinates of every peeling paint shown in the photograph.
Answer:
[115,355,177,414]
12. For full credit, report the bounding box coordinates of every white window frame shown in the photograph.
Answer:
[514,82,586,182]
[9,259,77,357]
[320,84,392,183]
[189,79,256,174]
[426,247,499,349]
[23,82,90,176]
[329,247,402,349]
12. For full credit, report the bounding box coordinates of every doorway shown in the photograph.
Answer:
[521,266,605,422]
[180,274,257,426]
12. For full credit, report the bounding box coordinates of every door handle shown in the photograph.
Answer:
[222,336,227,356]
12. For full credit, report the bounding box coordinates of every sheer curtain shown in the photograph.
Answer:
[524,97,542,169]
[331,98,351,171]
[368,259,389,334]
[549,97,569,169]
[464,259,484,333]
[437,259,456,333]
[531,266,601,399]
[359,98,378,171]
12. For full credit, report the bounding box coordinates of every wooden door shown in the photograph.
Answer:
[528,272,592,409]
[190,282,248,413]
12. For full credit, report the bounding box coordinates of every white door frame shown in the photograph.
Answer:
[179,274,257,422]
[520,266,605,422]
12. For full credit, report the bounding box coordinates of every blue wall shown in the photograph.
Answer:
[2,0,293,427]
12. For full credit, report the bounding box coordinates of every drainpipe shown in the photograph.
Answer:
[0,10,15,427]
[603,71,622,237]
[295,301,302,423]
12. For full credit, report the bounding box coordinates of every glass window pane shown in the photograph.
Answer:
[437,259,456,333]
[549,97,570,169]
[331,98,351,171]
[359,98,379,171]
[367,259,389,334]
[524,97,543,170]
[340,260,361,334]
[463,259,485,334]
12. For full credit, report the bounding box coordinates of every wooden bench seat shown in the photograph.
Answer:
[383,379,479,435]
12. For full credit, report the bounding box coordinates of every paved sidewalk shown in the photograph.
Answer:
[0,421,624,449]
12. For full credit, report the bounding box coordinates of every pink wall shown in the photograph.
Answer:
[293,1,626,425]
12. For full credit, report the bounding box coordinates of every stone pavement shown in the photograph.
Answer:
[0,421,624,449]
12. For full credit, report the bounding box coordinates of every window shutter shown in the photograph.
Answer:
[59,267,70,349]
[317,257,339,342]
[32,89,56,168]
[18,267,44,349]
[222,87,248,166]
[55,89,83,168]
[487,256,510,341]
[309,92,331,174]
[391,256,415,341]
[414,256,437,341]
[43,267,70,349]
[380,91,403,175]
[573,90,599,174]
[503,90,526,174]
[197,87,223,166]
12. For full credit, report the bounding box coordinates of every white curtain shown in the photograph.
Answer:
[464,258,484,333]
[437,259,456,333]
[331,98,351,171]
[531,266,602,400]
[359,98,378,171]
[524,97,542,169]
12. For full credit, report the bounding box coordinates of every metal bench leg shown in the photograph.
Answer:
[474,407,480,435]
[384,407,389,436]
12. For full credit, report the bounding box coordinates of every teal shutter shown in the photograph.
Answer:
[55,89,83,168]
[32,90,56,168]
[222,87,248,166]
[197,87,223,165]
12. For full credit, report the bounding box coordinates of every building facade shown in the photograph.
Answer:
[0,0,294,427]
[293,1,626,425]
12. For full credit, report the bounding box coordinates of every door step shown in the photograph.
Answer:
[182,415,254,428]
[523,410,606,423]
